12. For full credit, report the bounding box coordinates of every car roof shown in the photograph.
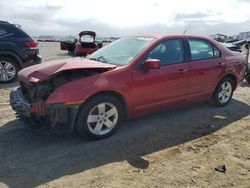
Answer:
[0,21,21,28]
[138,34,234,55]
[0,20,9,24]
[132,33,212,40]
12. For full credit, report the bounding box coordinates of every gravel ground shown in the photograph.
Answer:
[0,42,249,188]
[39,42,71,62]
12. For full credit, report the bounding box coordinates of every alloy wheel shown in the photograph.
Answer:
[87,102,118,135]
[0,60,16,82]
[218,81,232,104]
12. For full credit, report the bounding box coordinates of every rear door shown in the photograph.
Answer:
[186,38,225,101]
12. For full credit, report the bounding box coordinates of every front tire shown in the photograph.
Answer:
[0,57,19,83]
[76,94,123,139]
[210,77,234,106]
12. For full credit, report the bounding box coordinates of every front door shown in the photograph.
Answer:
[132,38,189,115]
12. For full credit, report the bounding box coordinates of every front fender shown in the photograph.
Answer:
[46,70,130,106]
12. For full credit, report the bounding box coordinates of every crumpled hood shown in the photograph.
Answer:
[18,58,116,84]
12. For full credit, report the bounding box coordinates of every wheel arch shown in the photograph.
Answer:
[222,74,237,91]
[210,74,236,106]
[213,74,237,94]
[72,90,129,135]
[75,90,129,121]
[0,51,22,69]
[211,73,237,99]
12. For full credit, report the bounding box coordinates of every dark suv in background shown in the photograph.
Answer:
[0,21,41,83]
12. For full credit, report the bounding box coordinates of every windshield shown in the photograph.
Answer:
[88,37,155,66]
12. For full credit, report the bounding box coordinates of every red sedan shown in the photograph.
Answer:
[60,31,102,56]
[10,34,245,139]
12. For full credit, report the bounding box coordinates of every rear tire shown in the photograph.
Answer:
[76,94,123,139]
[246,74,250,84]
[0,57,19,83]
[210,77,234,107]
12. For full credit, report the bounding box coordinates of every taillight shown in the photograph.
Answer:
[24,41,38,48]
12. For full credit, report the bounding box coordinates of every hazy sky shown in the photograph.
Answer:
[0,0,250,37]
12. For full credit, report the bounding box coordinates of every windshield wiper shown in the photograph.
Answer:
[89,56,108,63]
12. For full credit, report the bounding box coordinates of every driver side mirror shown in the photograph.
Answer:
[143,59,160,70]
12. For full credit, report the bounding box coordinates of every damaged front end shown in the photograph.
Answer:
[10,67,114,131]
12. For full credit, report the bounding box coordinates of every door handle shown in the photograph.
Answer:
[218,62,225,66]
[178,69,187,73]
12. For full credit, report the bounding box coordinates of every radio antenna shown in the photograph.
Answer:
[183,24,191,34]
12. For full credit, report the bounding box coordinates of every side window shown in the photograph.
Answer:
[188,39,221,60]
[0,25,15,38]
[147,39,184,65]
[11,26,27,38]
[0,28,8,36]
[213,46,221,58]
[155,43,166,53]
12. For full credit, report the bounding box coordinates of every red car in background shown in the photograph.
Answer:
[60,31,102,56]
[10,34,245,139]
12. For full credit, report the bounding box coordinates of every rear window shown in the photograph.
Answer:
[0,24,30,38]
[188,39,221,60]
[11,25,30,38]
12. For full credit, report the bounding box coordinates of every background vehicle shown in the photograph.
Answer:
[60,38,77,53]
[60,31,103,56]
[10,34,245,139]
[246,63,250,84]
[0,21,41,83]
[222,42,242,52]
[243,41,250,84]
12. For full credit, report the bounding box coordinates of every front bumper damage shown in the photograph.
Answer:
[10,87,46,117]
[10,87,31,117]
[10,87,79,132]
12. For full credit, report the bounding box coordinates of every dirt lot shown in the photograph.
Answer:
[0,42,250,188]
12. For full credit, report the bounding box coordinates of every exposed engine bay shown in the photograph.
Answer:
[10,67,113,131]
[21,68,109,102]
